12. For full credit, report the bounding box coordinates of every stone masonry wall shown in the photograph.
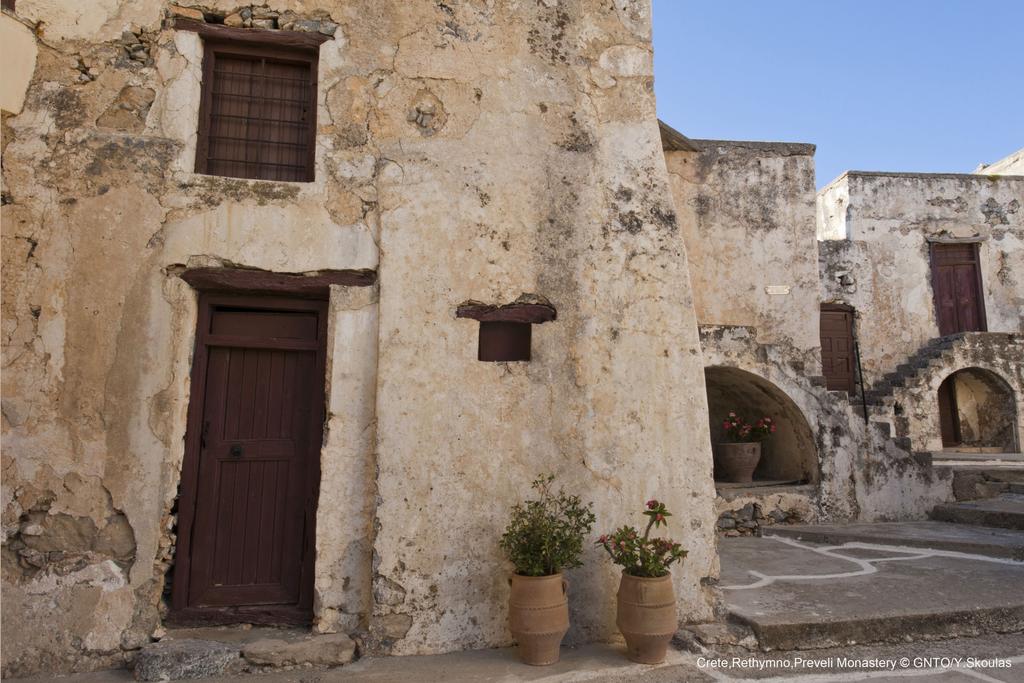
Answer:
[665,140,821,358]
[2,0,718,675]
[817,172,1024,382]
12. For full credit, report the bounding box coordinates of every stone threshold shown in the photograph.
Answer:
[132,626,356,681]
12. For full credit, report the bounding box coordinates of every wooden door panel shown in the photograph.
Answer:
[189,344,313,608]
[938,376,961,448]
[174,296,326,624]
[931,244,986,335]
[934,267,958,335]
[820,309,856,393]
[953,264,982,332]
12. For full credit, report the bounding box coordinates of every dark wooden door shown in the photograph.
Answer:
[931,243,986,336]
[820,305,856,393]
[172,295,327,624]
[938,375,961,448]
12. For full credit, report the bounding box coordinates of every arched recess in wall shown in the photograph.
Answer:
[704,366,819,485]
[937,367,1019,453]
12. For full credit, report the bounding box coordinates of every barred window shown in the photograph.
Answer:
[196,42,317,182]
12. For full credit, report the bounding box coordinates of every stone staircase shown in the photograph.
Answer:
[858,332,1023,458]
[861,333,971,407]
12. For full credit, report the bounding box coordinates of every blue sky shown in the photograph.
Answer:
[652,1,1024,187]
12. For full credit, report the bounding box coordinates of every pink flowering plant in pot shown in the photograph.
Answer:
[597,500,687,664]
[721,412,776,442]
[596,500,687,578]
[717,412,776,483]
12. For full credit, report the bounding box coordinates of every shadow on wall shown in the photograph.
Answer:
[938,367,1019,453]
[705,366,819,484]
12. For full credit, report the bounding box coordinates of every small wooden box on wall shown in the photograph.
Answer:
[456,295,557,362]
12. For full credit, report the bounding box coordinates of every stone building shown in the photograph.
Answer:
[1,0,1021,678]
[664,130,1023,533]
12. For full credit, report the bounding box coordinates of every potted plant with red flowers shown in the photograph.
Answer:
[597,500,687,664]
[500,474,595,666]
[716,412,776,483]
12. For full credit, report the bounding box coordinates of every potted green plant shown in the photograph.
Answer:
[716,412,776,483]
[500,474,595,666]
[597,499,687,664]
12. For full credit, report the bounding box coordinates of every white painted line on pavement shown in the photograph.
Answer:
[721,536,1024,590]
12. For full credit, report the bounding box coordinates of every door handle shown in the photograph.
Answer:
[230,444,243,457]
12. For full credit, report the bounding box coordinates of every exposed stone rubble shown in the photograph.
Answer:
[715,502,804,537]
[947,467,1024,501]
[133,639,239,681]
[167,4,339,34]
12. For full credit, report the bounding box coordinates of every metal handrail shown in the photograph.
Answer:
[853,339,869,425]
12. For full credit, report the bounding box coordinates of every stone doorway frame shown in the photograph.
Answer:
[165,266,379,633]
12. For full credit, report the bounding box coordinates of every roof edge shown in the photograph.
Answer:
[691,138,816,156]
[658,120,700,152]
[844,170,1024,182]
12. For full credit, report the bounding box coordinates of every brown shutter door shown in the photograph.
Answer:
[820,307,856,393]
[931,244,986,336]
[174,298,325,623]
[938,376,961,448]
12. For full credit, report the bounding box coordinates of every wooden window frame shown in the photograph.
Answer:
[195,39,319,182]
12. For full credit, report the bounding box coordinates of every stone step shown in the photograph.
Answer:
[933,451,1024,463]
[134,627,356,680]
[763,521,1024,561]
[133,639,239,682]
[930,494,1024,530]
[729,603,1024,652]
[720,534,1024,652]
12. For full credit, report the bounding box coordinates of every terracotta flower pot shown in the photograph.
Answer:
[616,571,677,664]
[716,442,761,483]
[508,573,569,666]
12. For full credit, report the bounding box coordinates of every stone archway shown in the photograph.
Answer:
[937,367,1019,453]
[704,366,819,484]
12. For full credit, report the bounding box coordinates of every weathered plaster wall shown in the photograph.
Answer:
[2,0,718,675]
[975,148,1024,176]
[817,172,1024,381]
[3,1,371,675]
[816,178,848,240]
[948,368,1018,451]
[368,0,718,656]
[0,11,37,115]
[666,140,821,357]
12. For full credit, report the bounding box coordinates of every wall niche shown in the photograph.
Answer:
[456,295,556,362]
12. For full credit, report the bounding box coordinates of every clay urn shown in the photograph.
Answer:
[715,442,761,483]
[508,573,570,665]
[616,571,677,664]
